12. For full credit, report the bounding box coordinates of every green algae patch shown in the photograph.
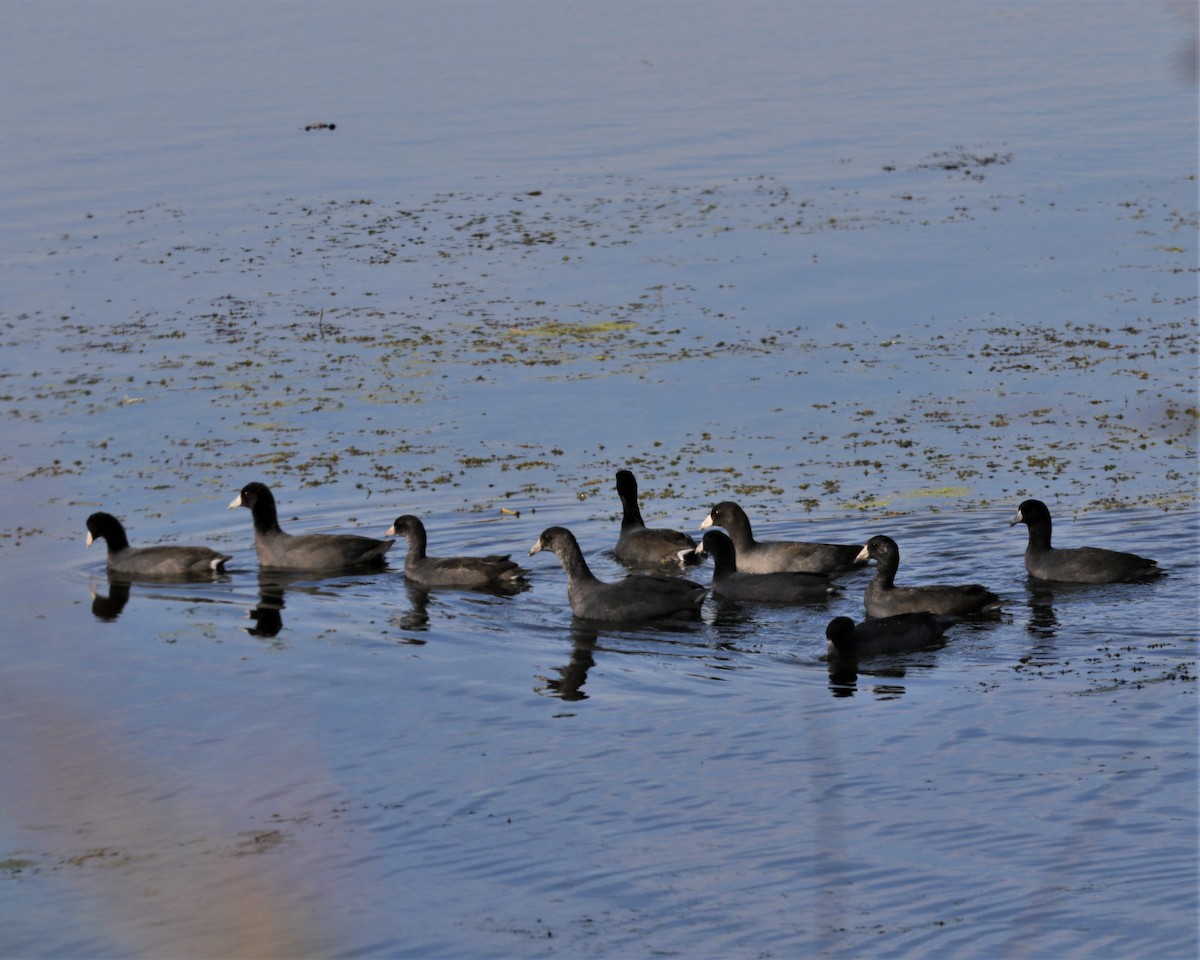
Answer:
[906,485,971,500]
[842,494,896,512]
[505,319,637,339]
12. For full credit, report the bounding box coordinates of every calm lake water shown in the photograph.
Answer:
[1,2,1197,958]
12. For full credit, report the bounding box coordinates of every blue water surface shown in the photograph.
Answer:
[0,3,1196,958]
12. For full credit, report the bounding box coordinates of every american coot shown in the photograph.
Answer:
[86,511,231,578]
[1009,499,1162,583]
[825,613,955,660]
[613,469,698,567]
[529,526,707,622]
[385,514,528,589]
[697,529,836,602]
[699,501,864,574]
[229,482,393,571]
[856,535,1002,618]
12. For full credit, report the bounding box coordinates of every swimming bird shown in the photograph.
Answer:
[86,511,230,578]
[385,514,528,589]
[228,482,392,571]
[613,469,698,567]
[697,529,837,602]
[530,525,707,622]
[856,534,1002,618]
[699,500,864,574]
[1009,499,1161,583]
[825,613,955,660]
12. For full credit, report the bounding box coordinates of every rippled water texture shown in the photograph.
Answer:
[1,3,1196,957]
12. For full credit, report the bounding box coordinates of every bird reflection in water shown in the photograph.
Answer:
[240,570,323,640]
[89,575,228,624]
[89,578,132,621]
[534,619,714,702]
[1025,581,1071,640]
[1019,580,1090,671]
[535,627,598,701]
[246,578,285,639]
[826,659,910,700]
[390,577,530,641]
[391,582,432,639]
[247,568,408,641]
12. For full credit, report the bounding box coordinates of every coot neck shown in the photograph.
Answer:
[724,512,755,550]
[558,540,601,586]
[873,551,898,589]
[709,544,738,576]
[620,493,646,532]
[104,521,130,553]
[1025,518,1053,552]
[250,492,284,536]
[403,523,428,562]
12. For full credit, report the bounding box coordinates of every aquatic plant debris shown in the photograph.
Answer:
[0,169,1194,524]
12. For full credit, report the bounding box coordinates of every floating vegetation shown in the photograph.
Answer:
[905,146,1015,181]
[0,164,1192,521]
[504,319,637,340]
